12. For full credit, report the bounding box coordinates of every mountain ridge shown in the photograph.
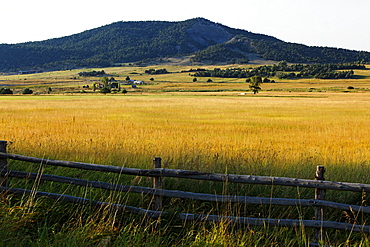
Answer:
[0,18,368,71]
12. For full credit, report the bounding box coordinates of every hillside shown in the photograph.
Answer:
[0,18,369,71]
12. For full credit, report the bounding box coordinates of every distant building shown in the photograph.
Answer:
[126,80,145,85]
[133,80,145,85]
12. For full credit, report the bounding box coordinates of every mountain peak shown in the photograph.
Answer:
[185,18,234,46]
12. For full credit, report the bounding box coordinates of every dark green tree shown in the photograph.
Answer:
[100,87,111,94]
[0,88,13,94]
[249,76,262,94]
[100,77,111,94]
[22,88,33,94]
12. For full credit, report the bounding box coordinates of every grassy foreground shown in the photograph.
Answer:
[1,92,370,246]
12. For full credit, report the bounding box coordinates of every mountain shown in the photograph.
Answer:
[0,18,369,71]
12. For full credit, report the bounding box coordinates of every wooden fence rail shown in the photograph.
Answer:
[2,151,370,193]
[0,140,369,246]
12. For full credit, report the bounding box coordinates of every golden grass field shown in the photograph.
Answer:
[1,65,370,180]
[1,92,369,182]
[1,64,370,246]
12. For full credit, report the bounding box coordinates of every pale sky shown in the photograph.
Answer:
[1,0,369,52]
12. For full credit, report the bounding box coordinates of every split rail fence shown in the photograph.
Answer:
[1,140,370,245]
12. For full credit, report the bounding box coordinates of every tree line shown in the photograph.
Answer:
[78,70,106,77]
[144,68,169,74]
[249,40,370,64]
[192,62,365,80]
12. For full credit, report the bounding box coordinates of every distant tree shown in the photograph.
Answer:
[145,68,168,74]
[22,88,33,94]
[126,76,131,81]
[249,76,262,94]
[193,77,197,82]
[150,78,154,81]
[0,88,13,94]
[100,77,111,94]
[78,70,106,77]
[277,61,288,70]
[101,77,109,86]
[207,78,213,82]
[145,69,155,74]
[100,87,111,94]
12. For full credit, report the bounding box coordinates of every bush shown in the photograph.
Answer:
[22,88,33,94]
[347,86,355,89]
[0,88,13,94]
[100,88,111,94]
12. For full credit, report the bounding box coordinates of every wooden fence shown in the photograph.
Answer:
[1,140,370,246]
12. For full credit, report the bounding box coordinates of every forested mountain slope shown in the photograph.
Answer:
[0,18,369,71]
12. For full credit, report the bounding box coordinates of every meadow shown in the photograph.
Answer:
[0,65,370,246]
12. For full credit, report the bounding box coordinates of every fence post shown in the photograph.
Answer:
[153,157,163,212]
[152,157,163,231]
[0,141,8,187]
[313,165,326,245]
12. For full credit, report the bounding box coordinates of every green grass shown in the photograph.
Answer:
[1,64,369,95]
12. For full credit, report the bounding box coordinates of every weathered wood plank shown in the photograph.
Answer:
[2,152,370,192]
[1,186,369,233]
[178,213,370,233]
[0,186,163,219]
[4,170,370,214]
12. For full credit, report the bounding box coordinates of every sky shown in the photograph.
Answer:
[1,0,369,52]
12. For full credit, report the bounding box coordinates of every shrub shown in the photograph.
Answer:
[22,88,33,94]
[0,88,13,94]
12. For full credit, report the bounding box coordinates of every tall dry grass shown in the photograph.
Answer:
[1,94,369,179]
[1,93,370,245]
